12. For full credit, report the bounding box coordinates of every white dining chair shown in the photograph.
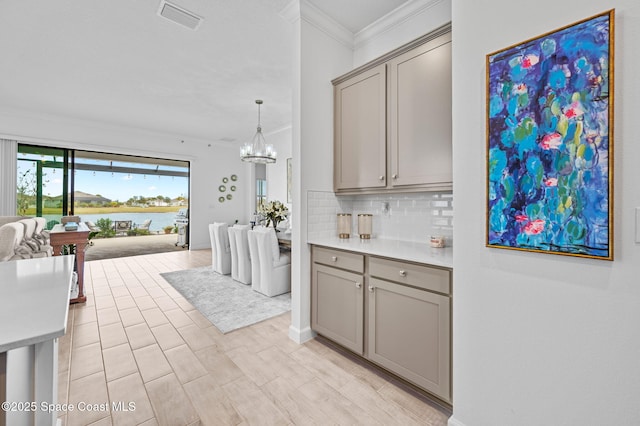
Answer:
[247,228,263,292]
[228,226,238,280]
[228,225,251,284]
[253,227,291,297]
[209,222,231,274]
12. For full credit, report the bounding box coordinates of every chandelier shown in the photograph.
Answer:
[240,100,276,164]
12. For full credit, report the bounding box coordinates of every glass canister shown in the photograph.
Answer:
[337,213,351,238]
[358,214,372,239]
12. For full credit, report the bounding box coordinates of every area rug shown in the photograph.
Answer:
[160,266,290,334]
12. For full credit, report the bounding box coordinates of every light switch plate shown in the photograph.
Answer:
[636,208,640,243]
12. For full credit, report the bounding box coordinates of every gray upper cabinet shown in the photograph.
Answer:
[332,25,452,194]
[389,33,452,189]
[334,64,387,190]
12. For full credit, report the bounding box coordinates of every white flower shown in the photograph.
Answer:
[259,200,288,226]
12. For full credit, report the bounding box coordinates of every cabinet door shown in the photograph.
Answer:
[368,277,450,402]
[388,33,452,188]
[312,264,364,354]
[334,64,387,190]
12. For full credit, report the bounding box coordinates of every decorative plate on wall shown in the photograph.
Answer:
[222,177,229,183]
[226,194,233,200]
[230,174,238,181]
[218,196,225,203]
[218,185,226,192]
[230,185,236,191]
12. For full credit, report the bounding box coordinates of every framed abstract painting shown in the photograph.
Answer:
[486,10,614,260]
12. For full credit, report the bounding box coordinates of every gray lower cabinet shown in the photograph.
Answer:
[311,262,364,355]
[310,245,452,404]
[368,277,450,402]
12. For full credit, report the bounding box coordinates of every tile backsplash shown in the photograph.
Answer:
[307,190,454,245]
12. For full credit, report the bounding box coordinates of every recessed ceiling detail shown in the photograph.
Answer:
[157,1,203,30]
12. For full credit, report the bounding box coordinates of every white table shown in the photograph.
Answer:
[0,255,74,426]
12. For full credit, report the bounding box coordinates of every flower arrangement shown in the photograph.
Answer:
[259,200,289,229]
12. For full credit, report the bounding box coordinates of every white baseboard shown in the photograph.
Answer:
[288,324,316,343]
[448,416,466,426]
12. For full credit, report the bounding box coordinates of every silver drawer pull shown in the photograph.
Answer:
[355,282,362,289]
[331,256,338,262]
[378,175,385,181]
[392,174,398,179]
[368,286,375,293]
[399,270,407,277]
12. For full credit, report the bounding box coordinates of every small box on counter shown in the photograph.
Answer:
[64,222,79,231]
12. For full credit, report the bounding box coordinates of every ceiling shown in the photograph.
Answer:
[0,0,407,146]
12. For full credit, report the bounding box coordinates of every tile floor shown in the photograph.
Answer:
[58,249,450,425]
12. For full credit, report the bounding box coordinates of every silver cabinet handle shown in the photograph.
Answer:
[399,270,407,277]
[378,175,385,181]
[355,282,362,289]
[392,174,398,179]
[331,256,337,262]
[368,286,374,293]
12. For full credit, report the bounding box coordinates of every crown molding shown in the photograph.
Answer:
[299,0,354,49]
[332,22,451,86]
[279,0,300,24]
[354,0,446,49]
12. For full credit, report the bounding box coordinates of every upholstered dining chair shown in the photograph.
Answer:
[247,228,262,292]
[251,227,291,297]
[228,225,251,284]
[209,222,231,274]
[228,226,238,279]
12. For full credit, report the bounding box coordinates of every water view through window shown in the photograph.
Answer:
[17,145,189,236]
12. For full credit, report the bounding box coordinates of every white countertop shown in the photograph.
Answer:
[0,255,74,352]
[308,237,453,269]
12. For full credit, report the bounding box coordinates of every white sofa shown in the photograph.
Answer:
[0,216,52,262]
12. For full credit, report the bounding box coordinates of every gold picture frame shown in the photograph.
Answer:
[486,10,614,260]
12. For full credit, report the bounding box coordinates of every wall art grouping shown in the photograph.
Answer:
[486,10,614,260]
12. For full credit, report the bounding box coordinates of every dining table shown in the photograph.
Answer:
[277,232,291,249]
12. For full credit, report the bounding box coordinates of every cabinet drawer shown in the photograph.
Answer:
[313,247,364,273]
[369,257,450,294]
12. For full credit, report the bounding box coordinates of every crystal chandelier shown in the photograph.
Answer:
[240,100,276,164]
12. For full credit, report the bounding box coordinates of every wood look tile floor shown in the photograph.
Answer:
[58,249,450,426]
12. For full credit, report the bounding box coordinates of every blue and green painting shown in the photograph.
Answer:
[486,11,613,259]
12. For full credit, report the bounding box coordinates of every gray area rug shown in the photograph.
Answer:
[160,266,290,334]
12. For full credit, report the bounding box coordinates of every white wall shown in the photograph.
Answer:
[451,1,640,425]
[265,125,293,210]
[0,107,250,250]
[288,2,354,342]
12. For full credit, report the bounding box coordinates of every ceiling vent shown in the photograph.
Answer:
[157,1,203,30]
